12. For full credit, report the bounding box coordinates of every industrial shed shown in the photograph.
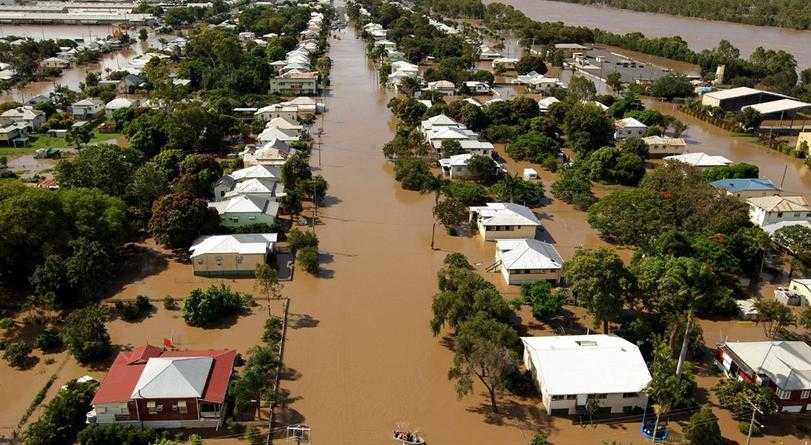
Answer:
[701,87,788,112]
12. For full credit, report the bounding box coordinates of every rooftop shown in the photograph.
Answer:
[743,98,811,115]
[208,195,279,216]
[469,202,541,227]
[710,178,781,194]
[190,233,278,257]
[722,341,811,390]
[703,86,772,100]
[496,239,563,270]
[746,195,810,212]
[522,335,651,395]
[664,152,732,167]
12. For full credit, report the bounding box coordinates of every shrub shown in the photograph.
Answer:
[36,328,63,352]
[163,296,178,310]
[685,405,723,445]
[23,380,97,445]
[287,228,318,251]
[738,421,763,437]
[77,423,157,445]
[182,284,248,327]
[262,317,284,344]
[298,246,319,275]
[3,340,32,368]
[0,317,13,329]
[530,433,549,445]
[115,296,153,321]
[63,305,111,363]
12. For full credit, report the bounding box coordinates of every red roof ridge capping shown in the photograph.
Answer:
[91,346,237,405]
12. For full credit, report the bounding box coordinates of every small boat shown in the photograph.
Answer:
[393,431,425,444]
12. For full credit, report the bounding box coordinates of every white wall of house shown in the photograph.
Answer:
[478,223,537,241]
[500,266,561,285]
[218,212,276,228]
[94,402,130,424]
[614,127,646,139]
[749,206,811,227]
[192,252,267,276]
[269,78,318,95]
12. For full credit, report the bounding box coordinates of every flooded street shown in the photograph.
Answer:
[492,0,811,68]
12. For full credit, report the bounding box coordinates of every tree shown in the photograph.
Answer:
[562,248,632,333]
[301,175,328,202]
[63,305,111,363]
[650,74,693,99]
[685,405,724,445]
[491,174,545,206]
[255,263,282,302]
[511,281,565,322]
[515,54,547,75]
[736,107,763,131]
[182,284,248,326]
[54,144,141,197]
[465,154,499,184]
[703,163,759,181]
[714,378,777,418]
[772,224,811,273]
[65,237,113,299]
[606,72,623,92]
[583,146,645,185]
[753,299,794,338]
[138,28,148,41]
[563,102,613,157]
[619,136,649,158]
[77,424,157,445]
[287,228,318,251]
[394,157,434,191]
[448,314,518,413]
[149,192,219,248]
[126,162,171,225]
[3,340,32,368]
[551,167,595,210]
[24,380,97,445]
[568,75,597,101]
[432,265,512,334]
[800,306,811,331]
[65,124,93,148]
[298,246,319,275]
[433,197,467,234]
[587,189,670,245]
[645,340,698,440]
[441,139,465,158]
[506,131,559,162]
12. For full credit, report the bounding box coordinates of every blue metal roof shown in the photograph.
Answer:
[710,178,780,193]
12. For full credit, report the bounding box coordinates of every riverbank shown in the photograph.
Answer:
[488,0,811,68]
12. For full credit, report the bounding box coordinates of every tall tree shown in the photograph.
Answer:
[562,248,633,333]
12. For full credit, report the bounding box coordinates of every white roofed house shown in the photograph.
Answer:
[538,97,560,113]
[255,104,298,122]
[613,117,647,139]
[70,98,105,119]
[269,70,319,96]
[266,117,304,138]
[105,97,137,118]
[438,153,475,179]
[468,203,541,241]
[746,195,811,235]
[425,126,479,151]
[258,125,299,143]
[715,341,811,413]
[463,81,491,95]
[0,106,45,129]
[213,164,281,201]
[208,195,279,229]
[522,335,651,416]
[664,152,733,169]
[420,113,462,132]
[492,57,519,70]
[425,80,456,96]
[40,56,69,69]
[459,139,494,156]
[642,135,687,156]
[189,233,278,276]
[243,141,293,167]
[495,239,563,285]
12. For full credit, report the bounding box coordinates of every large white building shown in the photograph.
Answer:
[189,233,277,276]
[746,195,811,235]
[664,152,732,169]
[495,239,563,285]
[468,203,541,241]
[522,335,651,416]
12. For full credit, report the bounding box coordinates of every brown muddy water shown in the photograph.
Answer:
[491,0,811,69]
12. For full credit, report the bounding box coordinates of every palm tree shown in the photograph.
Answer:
[399,76,422,97]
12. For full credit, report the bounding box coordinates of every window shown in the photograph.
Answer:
[551,395,564,401]
[595,394,608,399]
[566,394,577,400]
[776,388,791,400]
[801,390,810,399]
[231,217,239,223]
[146,401,158,414]
[97,406,107,414]
[236,255,243,264]
[623,392,638,398]
[178,400,188,414]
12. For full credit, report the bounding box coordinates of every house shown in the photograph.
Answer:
[462,81,490,95]
[468,203,541,241]
[373,39,397,51]
[664,152,733,169]
[189,233,277,276]
[258,126,299,143]
[774,286,807,306]
[438,153,475,179]
[269,70,319,96]
[89,345,236,428]
[613,117,647,139]
[642,135,687,156]
[0,123,26,145]
[279,96,322,114]
[715,341,811,413]
[425,80,456,96]
[746,195,811,235]
[711,178,782,199]
[479,45,502,61]
[70,98,105,119]
[243,142,293,167]
[213,164,281,200]
[538,97,560,113]
[40,57,68,69]
[266,117,303,138]
[0,106,45,129]
[255,104,298,122]
[528,76,564,93]
[420,114,462,132]
[105,97,136,118]
[492,57,519,70]
[208,195,279,228]
[117,74,145,94]
[390,61,419,76]
[426,126,478,150]
[495,239,563,285]
[522,335,651,416]
[789,279,811,304]
[459,139,494,156]
[387,70,421,87]
[223,178,285,201]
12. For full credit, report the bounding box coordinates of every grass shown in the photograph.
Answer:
[0,132,125,158]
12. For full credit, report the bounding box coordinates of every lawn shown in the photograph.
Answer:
[0,132,125,159]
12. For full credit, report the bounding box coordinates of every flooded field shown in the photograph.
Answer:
[492,0,811,68]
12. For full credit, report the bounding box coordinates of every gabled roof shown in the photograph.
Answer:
[229,164,281,182]
[427,126,475,141]
[469,202,541,226]
[722,341,811,390]
[209,195,279,216]
[421,113,459,129]
[642,135,687,146]
[746,195,809,212]
[92,347,236,404]
[439,153,473,168]
[131,357,213,399]
[743,98,811,115]
[711,178,780,194]
[497,239,563,270]
[703,86,769,100]
[73,97,104,107]
[664,152,732,167]
[105,97,135,109]
[538,97,560,109]
[224,178,283,198]
[258,126,299,142]
[267,117,303,131]
[190,233,278,257]
[522,335,651,395]
[615,117,646,129]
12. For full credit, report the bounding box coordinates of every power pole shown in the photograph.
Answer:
[745,397,763,445]
[676,309,692,375]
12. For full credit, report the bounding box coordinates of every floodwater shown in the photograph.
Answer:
[492,0,811,68]
[648,101,811,197]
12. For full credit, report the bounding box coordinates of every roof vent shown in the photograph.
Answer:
[576,340,598,347]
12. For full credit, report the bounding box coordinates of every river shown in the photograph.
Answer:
[491,0,811,69]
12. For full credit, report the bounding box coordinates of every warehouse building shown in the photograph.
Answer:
[701,87,789,112]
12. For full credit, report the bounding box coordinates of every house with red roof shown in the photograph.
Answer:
[89,345,236,429]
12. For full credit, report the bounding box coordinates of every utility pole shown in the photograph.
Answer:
[676,309,692,375]
[745,397,763,445]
